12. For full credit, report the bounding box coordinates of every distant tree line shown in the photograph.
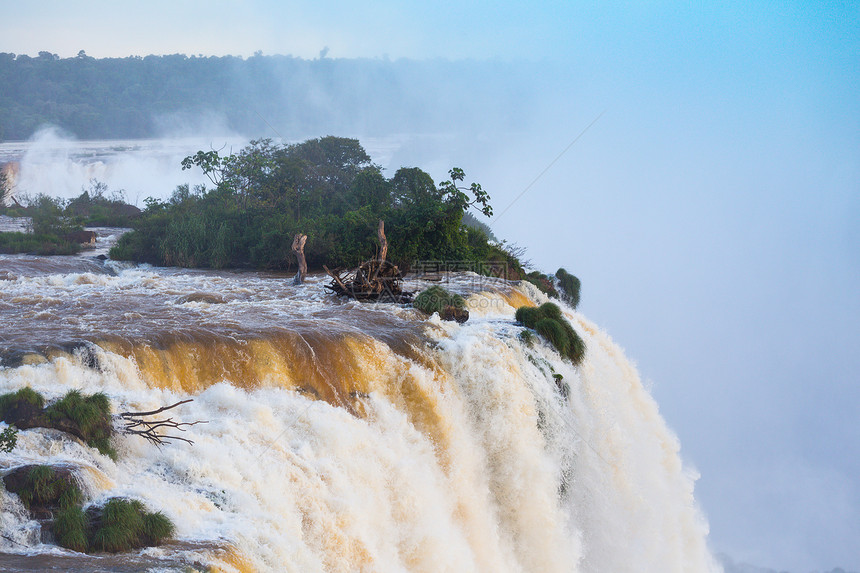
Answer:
[0,51,535,141]
[110,136,523,274]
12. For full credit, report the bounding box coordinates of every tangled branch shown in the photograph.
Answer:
[118,400,207,447]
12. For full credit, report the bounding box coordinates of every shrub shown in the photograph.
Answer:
[0,425,17,452]
[93,499,146,552]
[566,325,587,365]
[413,286,465,316]
[535,318,570,356]
[141,511,175,545]
[514,306,539,326]
[556,268,581,309]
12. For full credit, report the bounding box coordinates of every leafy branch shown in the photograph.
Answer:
[438,167,493,217]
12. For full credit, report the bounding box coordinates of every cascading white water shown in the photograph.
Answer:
[0,260,722,572]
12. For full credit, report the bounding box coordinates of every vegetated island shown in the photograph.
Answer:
[109,136,522,275]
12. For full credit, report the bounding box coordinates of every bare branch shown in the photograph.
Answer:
[117,400,206,447]
[118,399,193,419]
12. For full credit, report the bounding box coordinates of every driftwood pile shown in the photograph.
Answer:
[324,259,413,302]
[324,220,414,303]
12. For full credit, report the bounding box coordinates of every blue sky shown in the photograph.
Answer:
[4,1,860,570]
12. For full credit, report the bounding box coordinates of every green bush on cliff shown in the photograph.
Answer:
[523,271,559,298]
[413,286,465,315]
[515,302,586,365]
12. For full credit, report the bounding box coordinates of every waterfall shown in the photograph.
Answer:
[0,260,721,572]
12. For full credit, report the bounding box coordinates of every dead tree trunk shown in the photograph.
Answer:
[377,220,388,263]
[292,233,308,285]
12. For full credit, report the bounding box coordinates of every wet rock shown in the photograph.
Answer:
[178,292,226,304]
[440,305,469,323]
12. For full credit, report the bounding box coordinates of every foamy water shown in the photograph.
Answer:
[0,254,721,572]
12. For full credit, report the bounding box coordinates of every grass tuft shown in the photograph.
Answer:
[142,511,175,545]
[89,498,174,552]
[54,506,90,553]
[535,318,570,356]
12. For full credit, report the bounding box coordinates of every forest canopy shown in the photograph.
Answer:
[0,52,533,141]
[110,136,524,275]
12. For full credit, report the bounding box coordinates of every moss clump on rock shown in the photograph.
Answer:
[2,464,83,513]
[0,388,116,459]
[45,390,115,458]
[414,286,469,322]
[515,302,586,365]
[0,387,45,419]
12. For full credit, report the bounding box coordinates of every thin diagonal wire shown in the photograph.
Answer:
[491,109,606,226]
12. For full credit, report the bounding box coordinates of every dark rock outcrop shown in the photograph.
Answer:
[441,305,470,323]
[63,230,98,245]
